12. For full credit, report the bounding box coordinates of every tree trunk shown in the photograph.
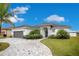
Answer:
[0,23,2,35]
[0,20,2,35]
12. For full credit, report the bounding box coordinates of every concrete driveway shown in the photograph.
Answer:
[0,38,52,56]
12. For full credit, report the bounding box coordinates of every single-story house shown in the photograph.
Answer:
[39,24,77,37]
[1,24,78,38]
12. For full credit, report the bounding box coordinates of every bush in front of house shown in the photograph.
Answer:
[48,35,56,39]
[9,35,13,38]
[25,34,43,39]
[24,29,43,39]
[29,29,40,35]
[3,34,7,37]
[56,30,70,39]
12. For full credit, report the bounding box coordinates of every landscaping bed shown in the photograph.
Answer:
[41,37,79,56]
[0,42,9,51]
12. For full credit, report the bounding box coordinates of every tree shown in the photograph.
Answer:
[0,3,14,35]
[56,30,70,39]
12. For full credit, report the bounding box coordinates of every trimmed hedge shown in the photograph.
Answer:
[25,34,43,39]
[56,30,70,39]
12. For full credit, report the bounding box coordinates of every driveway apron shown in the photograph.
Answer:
[0,38,52,56]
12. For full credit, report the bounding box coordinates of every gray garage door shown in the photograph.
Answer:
[14,31,23,38]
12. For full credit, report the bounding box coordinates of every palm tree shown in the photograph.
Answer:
[0,3,14,35]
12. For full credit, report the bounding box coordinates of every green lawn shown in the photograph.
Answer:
[0,42,9,51]
[41,37,79,56]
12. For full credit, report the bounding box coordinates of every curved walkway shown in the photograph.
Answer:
[0,38,52,56]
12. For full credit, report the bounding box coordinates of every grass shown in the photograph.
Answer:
[41,37,79,56]
[0,35,4,39]
[0,42,10,51]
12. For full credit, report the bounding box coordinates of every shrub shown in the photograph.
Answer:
[24,29,43,39]
[56,30,70,39]
[29,29,40,35]
[3,34,7,37]
[9,35,12,38]
[25,34,43,39]
[48,35,56,39]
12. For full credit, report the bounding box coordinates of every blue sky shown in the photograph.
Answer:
[3,3,79,31]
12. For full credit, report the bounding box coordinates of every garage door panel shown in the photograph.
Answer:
[14,31,23,38]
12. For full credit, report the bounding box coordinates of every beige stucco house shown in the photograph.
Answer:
[1,24,78,38]
[39,24,77,37]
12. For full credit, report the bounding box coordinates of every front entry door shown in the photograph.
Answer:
[44,28,48,37]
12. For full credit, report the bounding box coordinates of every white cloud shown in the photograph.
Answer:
[8,6,28,23]
[12,6,29,14]
[45,15,65,22]
[8,15,24,23]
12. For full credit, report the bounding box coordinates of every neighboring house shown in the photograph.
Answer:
[1,28,11,37]
[67,30,78,37]
[1,24,78,38]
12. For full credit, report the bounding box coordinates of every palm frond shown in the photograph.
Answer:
[0,4,10,17]
[3,19,15,28]
[3,4,11,17]
[0,4,6,16]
